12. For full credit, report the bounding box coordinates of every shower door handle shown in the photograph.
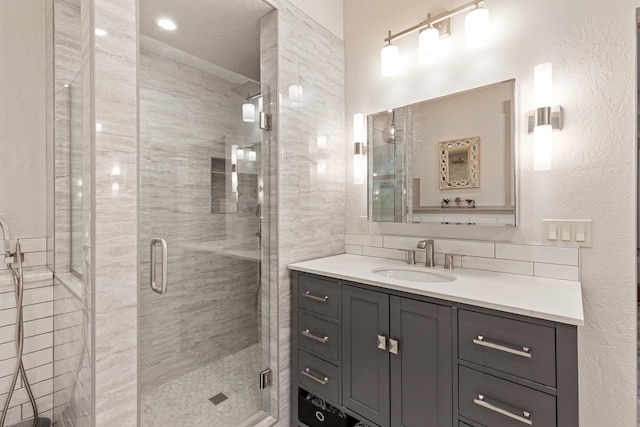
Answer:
[150,238,168,294]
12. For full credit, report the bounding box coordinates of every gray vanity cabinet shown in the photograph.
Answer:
[342,285,453,427]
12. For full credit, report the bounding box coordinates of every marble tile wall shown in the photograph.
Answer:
[83,0,138,425]
[0,244,53,425]
[274,2,346,425]
[345,233,581,281]
[138,49,264,392]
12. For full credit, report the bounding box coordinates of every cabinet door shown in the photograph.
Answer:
[390,297,452,427]
[342,285,390,427]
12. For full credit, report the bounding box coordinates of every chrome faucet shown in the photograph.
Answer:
[417,239,435,267]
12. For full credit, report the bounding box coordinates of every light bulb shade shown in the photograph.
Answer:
[353,113,365,143]
[418,27,440,64]
[465,7,489,48]
[534,62,553,108]
[236,148,245,160]
[381,43,400,77]
[289,84,303,108]
[533,125,552,171]
[242,102,255,122]
[248,150,257,162]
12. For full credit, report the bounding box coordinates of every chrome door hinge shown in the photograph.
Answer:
[260,112,272,131]
[259,368,272,389]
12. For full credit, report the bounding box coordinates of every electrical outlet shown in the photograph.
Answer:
[543,219,592,247]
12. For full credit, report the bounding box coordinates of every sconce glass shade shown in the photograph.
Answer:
[289,84,303,108]
[353,113,365,143]
[236,148,245,160]
[242,102,255,122]
[465,6,489,48]
[418,26,440,64]
[354,142,366,185]
[381,43,400,77]
[248,150,257,162]
[533,125,552,171]
[534,62,553,108]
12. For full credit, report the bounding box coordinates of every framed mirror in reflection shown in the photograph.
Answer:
[368,79,516,226]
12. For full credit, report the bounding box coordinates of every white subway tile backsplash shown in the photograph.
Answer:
[344,245,363,255]
[462,257,534,276]
[495,244,579,266]
[435,239,495,258]
[362,246,405,261]
[0,404,20,425]
[344,233,579,281]
[0,333,53,361]
[345,233,383,247]
[534,263,580,281]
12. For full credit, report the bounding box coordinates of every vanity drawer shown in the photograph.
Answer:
[459,366,556,427]
[458,310,556,387]
[298,311,339,361]
[298,274,340,319]
[298,350,339,403]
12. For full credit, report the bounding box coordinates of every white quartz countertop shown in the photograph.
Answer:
[289,254,584,326]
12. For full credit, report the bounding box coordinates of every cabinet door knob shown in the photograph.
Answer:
[389,338,399,355]
[377,334,387,351]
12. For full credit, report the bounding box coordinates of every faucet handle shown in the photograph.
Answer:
[444,253,464,271]
[398,249,416,265]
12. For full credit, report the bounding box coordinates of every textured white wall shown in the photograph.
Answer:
[345,0,637,425]
[0,0,47,238]
[286,0,344,40]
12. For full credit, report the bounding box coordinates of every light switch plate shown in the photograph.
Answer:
[543,219,592,247]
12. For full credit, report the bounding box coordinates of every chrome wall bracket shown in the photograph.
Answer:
[259,368,272,389]
[260,112,272,131]
[527,105,562,133]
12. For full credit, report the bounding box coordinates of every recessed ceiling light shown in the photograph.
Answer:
[95,28,107,36]
[156,18,177,31]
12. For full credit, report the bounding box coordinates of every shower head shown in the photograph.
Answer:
[0,213,15,256]
[382,125,395,144]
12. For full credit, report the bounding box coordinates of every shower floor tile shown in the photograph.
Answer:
[141,343,263,427]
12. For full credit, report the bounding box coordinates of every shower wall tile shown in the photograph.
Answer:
[0,273,53,425]
[274,2,346,425]
[81,0,138,424]
[138,47,263,393]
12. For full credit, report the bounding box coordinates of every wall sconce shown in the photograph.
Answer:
[380,0,488,76]
[353,113,366,185]
[248,148,257,162]
[528,62,562,171]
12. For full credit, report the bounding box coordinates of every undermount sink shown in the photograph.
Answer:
[372,267,456,283]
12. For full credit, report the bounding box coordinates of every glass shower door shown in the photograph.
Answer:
[138,41,271,425]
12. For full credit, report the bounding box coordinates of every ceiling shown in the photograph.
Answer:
[139,0,273,81]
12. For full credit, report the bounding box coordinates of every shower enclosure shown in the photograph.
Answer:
[137,1,274,425]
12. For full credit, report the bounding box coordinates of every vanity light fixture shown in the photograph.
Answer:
[353,113,366,185]
[248,149,257,162]
[156,17,177,31]
[528,62,562,171]
[380,0,488,76]
[95,28,107,36]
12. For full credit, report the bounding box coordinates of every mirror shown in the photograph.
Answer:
[368,80,516,226]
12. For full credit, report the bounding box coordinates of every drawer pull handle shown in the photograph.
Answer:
[474,394,533,425]
[301,329,329,343]
[377,335,387,351]
[302,368,329,386]
[302,291,329,303]
[473,336,532,358]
